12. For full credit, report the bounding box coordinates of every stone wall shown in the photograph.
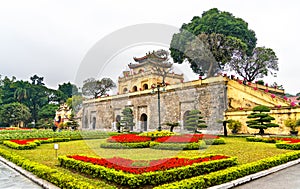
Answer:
[225,107,300,135]
[82,77,227,133]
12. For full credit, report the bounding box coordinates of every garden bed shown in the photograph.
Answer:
[3,138,70,150]
[246,136,300,150]
[58,154,237,188]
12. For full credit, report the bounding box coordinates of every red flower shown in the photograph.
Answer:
[107,134,151,143]
[67,155,228,174]
[10,138,49,145]
[253,87,258,90]
[271,94,276,98]
[264,89,269,93]
[154,134,219,143]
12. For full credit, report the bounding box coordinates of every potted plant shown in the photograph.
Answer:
[284,118,300,136]
[227,119,242,134]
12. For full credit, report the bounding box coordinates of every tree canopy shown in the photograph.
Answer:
[82,77,116,98]
[229,47,279,82]
[170,8,257,69]
[246,105,279,135]
[0,102,31,127]
[58,82,79,101]
[184,33,246,76]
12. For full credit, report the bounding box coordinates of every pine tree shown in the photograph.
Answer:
[246,105,279,135]
[120,107,135,132]
[185,110,207,133]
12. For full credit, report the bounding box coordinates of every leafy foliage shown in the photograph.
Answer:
[58,82,79,101]
[164,122,179,132]
[120,108,135,131]
[82,77,116,98]
[170,8,257,74]
[284,118,298,131]
[227,119,242,133]
[184,33,246,76]
[246,105,279,135]
[229,47,279,81]
[0,102,31,126]
[184,110,207,132]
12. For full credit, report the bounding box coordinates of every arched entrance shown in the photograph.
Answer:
[132,86,138,92]
[140,113,148,131]
[143,84,148,90]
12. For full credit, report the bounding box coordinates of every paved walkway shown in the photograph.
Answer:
[0,156,59,189]
[234,163,300,189]
[0,161,42,189]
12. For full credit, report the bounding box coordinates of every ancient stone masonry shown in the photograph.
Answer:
[81,50,300,135]
[82,76,227,133]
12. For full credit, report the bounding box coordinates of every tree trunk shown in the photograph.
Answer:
[259,128,264,135]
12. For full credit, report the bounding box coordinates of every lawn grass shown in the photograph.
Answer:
[0,137,294,188]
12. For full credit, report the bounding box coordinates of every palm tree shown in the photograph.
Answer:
[12,81,30,103]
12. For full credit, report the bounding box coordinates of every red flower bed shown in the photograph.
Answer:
[10,138,49,145]
[67,155,228,174]
[107,134,152,143]
[279,138,300,144]
[155,134,219,143]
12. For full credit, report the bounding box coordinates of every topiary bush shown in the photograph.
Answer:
[246,105,279,135]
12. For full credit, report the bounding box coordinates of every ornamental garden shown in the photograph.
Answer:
[2,7,300,189]
[1,122,300,189]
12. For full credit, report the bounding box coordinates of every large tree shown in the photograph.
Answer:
[184,33,246,76]
[0,102,31,127]
[58,82,79,101]
[229,47,279,82]
[82,77,116,98]
[170,8,257,73]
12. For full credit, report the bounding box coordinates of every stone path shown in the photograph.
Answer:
[234,163,300,189]
[0,161,42,189]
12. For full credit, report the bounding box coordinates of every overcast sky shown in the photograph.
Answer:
[1,0,299,94]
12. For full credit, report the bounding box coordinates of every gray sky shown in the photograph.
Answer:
[1,0,299,94]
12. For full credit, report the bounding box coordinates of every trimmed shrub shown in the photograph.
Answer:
[0,148,102,189]
[246,137,277,143]
[149,141,207,150]
[138,130,176,138]
[276,142,300,150]
[100,141,150,149]
[154,151,300,189]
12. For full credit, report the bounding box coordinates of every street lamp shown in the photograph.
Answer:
[151,82,167,131]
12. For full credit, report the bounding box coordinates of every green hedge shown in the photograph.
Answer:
[58,155,237,188]
[204,138,226,145]
[149,141,207,150]
[100,141,150,149]
[154,151,300,189]
[2,138,71,150]
[0,130,116,143]
[246,137,277,143]
[276,142,300,150]
[0,148,112,189]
